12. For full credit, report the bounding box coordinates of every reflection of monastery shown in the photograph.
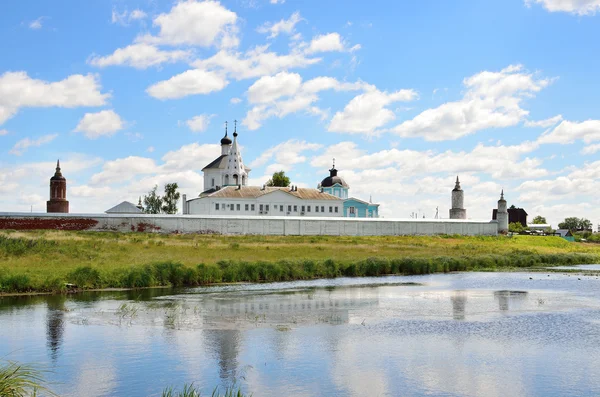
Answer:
[182,126,379,218]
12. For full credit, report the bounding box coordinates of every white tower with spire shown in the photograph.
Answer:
[497,190,509,233]
[449,176,466,219]
[223,121,248,187]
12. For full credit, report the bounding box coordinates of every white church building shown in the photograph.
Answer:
[183,127,345,217]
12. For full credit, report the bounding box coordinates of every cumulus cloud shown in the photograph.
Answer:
[581,143,600,155]
[186,114,215,132]
[146,69,228,99]
[0,71,109,126]
[0,129,8,136]
[242,72,374,130]
[88,43,191,69]
[249,139,323,169]
[29,17,45,30]
[537,119,600,144]
[9,134,58,155]
[524,114,563,128]
[136,0,238,48]
[525,0,600,15]
[392,65,553,141]
[257,11,302,38]
[74,110,124,139]
[304,32,359,54]
[230,97,242,104]
[90,156,158,185]
[328,89,418,135]
[112,8,148,25]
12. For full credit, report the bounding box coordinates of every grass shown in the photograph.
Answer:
[162,384,249,397]
[0,360,56,397]
[1,230,600,294]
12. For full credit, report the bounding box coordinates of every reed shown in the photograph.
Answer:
[161,384,249,397]
[0,360,56,397]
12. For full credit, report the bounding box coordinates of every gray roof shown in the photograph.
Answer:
[556,229,572,237]
[202,154,228,171]
[198,186,342,201]
[105,201,143,214]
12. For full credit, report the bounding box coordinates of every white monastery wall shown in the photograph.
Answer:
[0,213,498,236]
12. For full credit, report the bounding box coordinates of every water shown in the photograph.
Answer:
[2,272,600,397]
[548,264,600,271]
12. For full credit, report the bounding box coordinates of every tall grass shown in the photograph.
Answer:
[162,384,249,397]
[0,360,56,397]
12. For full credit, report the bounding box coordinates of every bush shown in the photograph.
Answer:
[67,267,102,288]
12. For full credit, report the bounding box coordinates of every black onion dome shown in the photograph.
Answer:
[51,160,66,181]
[220,133,232,145]
[320,167,349,188]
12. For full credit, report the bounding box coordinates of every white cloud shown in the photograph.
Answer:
[537,119,600,144]
[230,97,242,104]
[524,114,563,128]
[9,134,58,155]
[147,146,155,153]
[0,129,8,136]
[90,156,158,185]
[328,89,418,135]
[161,142,221,171]
[243,72,373,130]
[306,32,352,54]
[136,0,238,48]
[192,45,321,81]
[249,139,323,169]
[186,114,215,132]
[112,9,147,25]
[525,0,600,15]
[257,11,302,38]
[0,71,109,126]
[74,110,124,139]
[146,69,228,99]
[88,44,191,69]
[29,17,45,30]
[392,65,552,141]
[270,0,285,3]
[581,143,600,155]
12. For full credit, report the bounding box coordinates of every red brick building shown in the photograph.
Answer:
[47,160,69,213]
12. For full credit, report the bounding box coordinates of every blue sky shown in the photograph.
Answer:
[1,0,600,226]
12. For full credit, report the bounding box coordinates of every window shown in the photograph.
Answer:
[321,206,325,212]
[293,205,298,212]
[211,178,215,187]
[329,206,333,213]
[316,206,319,213]
[236,204,240,211]
[245,204,249,211]
[259,204,264,211]
[301,206,305,212]
[251,204,255,211]
[288,205,292,212]
[307,206,311,212]
[265,205,270,212]
[230,204,234,211]
[280,205,284,212]
[349,207,356,215]
[335,207,339,213]
[215,203,220,210]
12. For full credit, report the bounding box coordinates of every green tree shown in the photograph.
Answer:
[509,222,526,233]
[143,185,163,214]
[532,215,547,224]
[558,217,580,231]
[266,171,291,187]
[579,218,592,231]
[162,183,181,214]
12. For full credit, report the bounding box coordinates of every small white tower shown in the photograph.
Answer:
[449,176,466,219]
[497,190,509,234]
[223,121,248,186]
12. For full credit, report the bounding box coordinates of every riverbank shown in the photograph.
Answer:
[1,230,599,295]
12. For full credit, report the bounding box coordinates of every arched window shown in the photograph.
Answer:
[233,174,239,185]
[224,175,230,185]
[242,175,246,185]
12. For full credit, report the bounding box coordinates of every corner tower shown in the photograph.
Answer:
[497,190,509,234]
[449,176,466,219]
[47,160,69,213]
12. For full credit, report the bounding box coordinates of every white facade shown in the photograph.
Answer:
[497,190,509,233]
[449,176,467,219]
[201,129,250,192]
[187,187,344,217]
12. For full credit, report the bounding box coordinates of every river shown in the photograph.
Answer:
[1,270,600,396]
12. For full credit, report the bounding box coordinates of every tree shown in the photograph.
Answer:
[532,215,547,224]
[162,183,180,214]
[558,217,581,231]
[509,204,517,209]
[266,171,291,187]
[509,222,526,233]
[143,185,163,214]
[579,218,592,231]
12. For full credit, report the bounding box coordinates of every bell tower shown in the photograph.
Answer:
[47,160,69,213]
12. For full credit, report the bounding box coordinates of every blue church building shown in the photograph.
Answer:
[318,162,380,218]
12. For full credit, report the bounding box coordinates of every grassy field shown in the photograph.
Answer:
[1,230,599,294]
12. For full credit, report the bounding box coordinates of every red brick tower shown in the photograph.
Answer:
[47,160,69,213]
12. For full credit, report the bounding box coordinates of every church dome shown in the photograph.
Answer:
[220,132,232,145]
[320,166,349,188]
[50,160,66,181]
